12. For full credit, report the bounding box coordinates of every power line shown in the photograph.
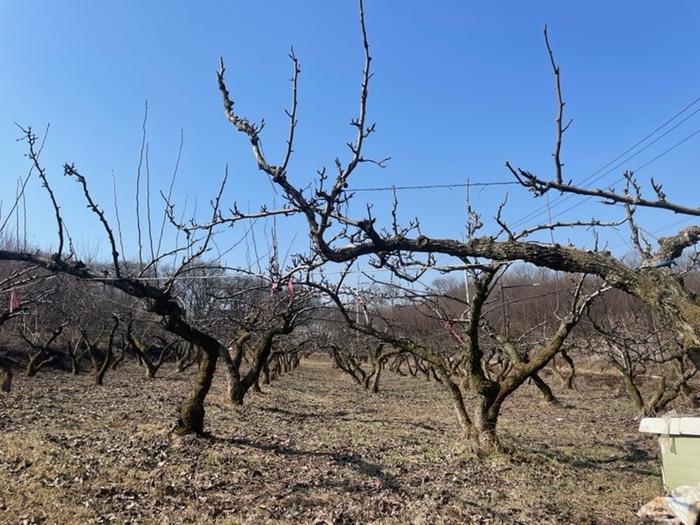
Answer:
[533,124,700,227]
[352,181,518,192]
[348,97,700,215]
[632,127,700,172]
[584,105,700,188]
[509,96,700,229]
[578,96,700,188]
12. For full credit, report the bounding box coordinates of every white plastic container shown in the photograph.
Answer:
[639,417,700,489]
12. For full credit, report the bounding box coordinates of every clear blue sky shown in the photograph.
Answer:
[1,1,698,270]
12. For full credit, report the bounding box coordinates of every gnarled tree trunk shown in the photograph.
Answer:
[550,349,575,390]
[177,347,218,435]
[531,372,558,404]
[0,357,12,392]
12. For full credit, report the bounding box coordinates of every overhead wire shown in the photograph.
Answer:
[336,96,700,233]
[352,181,518,192]
[508,95,700,229]
[37,98,699,290]
[577,95,700,188]
[539,123,700,226]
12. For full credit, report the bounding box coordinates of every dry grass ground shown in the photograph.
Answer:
[0,355,670,524]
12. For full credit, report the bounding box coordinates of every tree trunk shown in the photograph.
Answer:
[93,346,112,386]
[471,395,503,451]
[261,359,271,385]
[177,348,218,435]
[370,362,381,393]
[332,346,366,385]
[26,351,43,377]
[433,367,472,433]
[252,374,262,393]
[225,353,269,404]
[26,351,58,377]
[111,343,126,370]
[531,372,558,404]
[229,386,244,405]
[224,340,246,405]
[271,356,281,381]
[176,343,199,372]
[224,330,287,405]
[144,362,157,379]
[434,368,503,451]
[126,330,173,379]
[0,357,12,392]
[390,356,406,376]
[69,354,81,375]
[619,370,647,414]
[645,365,696,416]
[551,349,576,389]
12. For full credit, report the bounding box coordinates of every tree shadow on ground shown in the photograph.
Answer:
[519,440,659,477]
[258,405,438,431]
[206,434,400,490]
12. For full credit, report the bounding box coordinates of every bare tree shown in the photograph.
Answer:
[318,286,405,393]
[307,262,605,448]
[18,321,66,377]
[0,122,309,435]
[125,320,176,379]
[81,315,120,386]
[212,0,700,446]
[584,293,697,415]
[174,341,200,373]
[220,281,317,405]
[1,0,699,454]
[0,255,56,390]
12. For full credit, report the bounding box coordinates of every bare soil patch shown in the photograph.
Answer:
[0,356,664,524]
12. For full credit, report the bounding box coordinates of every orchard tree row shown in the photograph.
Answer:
[1,0,699,451]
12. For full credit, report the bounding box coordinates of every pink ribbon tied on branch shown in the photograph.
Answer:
[8,289,19,313]
[444,321,465,346]
[270,279,294,303]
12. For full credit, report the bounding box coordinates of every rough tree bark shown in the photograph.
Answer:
[0,356,12,393]
[177,346,218,435]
